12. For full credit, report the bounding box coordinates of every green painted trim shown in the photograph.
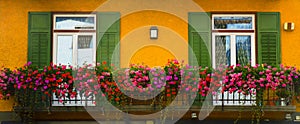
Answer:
[277,13,281,64]
[28,12,31,63]
[257,12,281,65]
[188,12,212,67]
[28,12,51,67]
[96,12,120,67]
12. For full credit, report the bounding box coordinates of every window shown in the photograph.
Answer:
[212,33,255,67]
[188,12,280,106]
[52,14,97,106]
[212,14,254,30]
[53,14,96,67]
[212,14,255,68]
[54,15,96,30]
[28,12,121,107]
[212,14,256,106]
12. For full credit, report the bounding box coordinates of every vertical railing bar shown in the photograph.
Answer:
[249,91,251,104]
[222,92,224,111]
[238,92,241,105]
[232,92,235,105]
[227,91,229,104]
[81,93,83,105]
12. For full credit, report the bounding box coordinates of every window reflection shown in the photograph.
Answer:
[77,35,93,66]
[55,17,95,29]
[214,16,253,29]
[236,36,251,66]
[57,36,73,65]
[215,35,231,66]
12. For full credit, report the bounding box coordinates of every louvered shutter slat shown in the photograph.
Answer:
[257,12,281,66]
[28,12,51,67]
[188,12,211,67]
[97,12,120,67]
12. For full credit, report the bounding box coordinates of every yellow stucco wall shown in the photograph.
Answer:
[2,0,300,68]
[121,10,188,67]
[1,0,300,111]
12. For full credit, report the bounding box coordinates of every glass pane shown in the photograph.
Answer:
[215,35,231,66]
[236,36,251,66]
[77,35,94,66]
[214,16,253,29]
[57,36,73,65]
[78,35,93,49]
[55,17,95,29]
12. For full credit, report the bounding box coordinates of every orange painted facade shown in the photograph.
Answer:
[1,0,300,113]
[1,0,300,68]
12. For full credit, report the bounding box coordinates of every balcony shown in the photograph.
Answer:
[1,61,300,123]
[12,86,297,122]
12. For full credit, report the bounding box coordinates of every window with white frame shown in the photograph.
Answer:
[212,14,256,106]
[53,14,96,67]
[52,14,97,106]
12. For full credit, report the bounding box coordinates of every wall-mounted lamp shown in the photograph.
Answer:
[284,22,295,31]
[150,26,158,39]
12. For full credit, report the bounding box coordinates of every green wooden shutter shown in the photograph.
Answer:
[96,12,120,67]
[28,12,51,67]
[188,12,211,67]
[257,12,281,66]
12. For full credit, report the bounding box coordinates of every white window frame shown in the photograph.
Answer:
[53,14,96,30]
[53,32,96,66]
[52,14,97,106]
[212,14,255,30]
[212,14,256,106]
[212,33,255,68]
